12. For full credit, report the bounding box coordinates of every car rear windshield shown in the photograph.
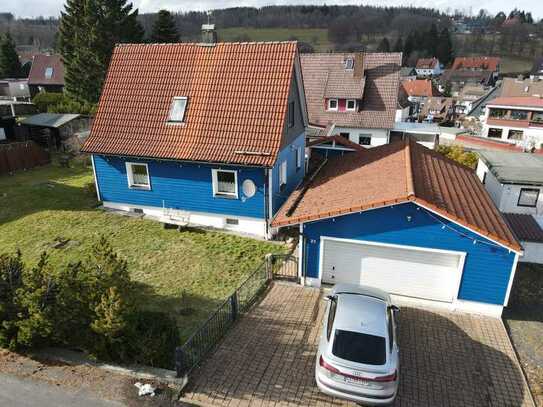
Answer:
[332,330,386,365]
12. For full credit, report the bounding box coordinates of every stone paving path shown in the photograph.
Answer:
[183,283,535,407]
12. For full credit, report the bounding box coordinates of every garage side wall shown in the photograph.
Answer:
[302,203,516,305]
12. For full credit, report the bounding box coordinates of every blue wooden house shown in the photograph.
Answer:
[83,39,307,238]
[272,139,523,316]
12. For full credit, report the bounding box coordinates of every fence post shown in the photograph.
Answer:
[230,292,238,322]
[175,346,186,378]
[265,253,273,281]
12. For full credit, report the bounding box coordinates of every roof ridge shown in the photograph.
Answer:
[404,138,415,197]
[115,41,298,47]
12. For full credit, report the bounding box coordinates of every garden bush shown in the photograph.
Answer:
[32,92,97,115]
[436,144,478,169]
[0,238,179,368]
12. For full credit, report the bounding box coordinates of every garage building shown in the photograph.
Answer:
[272,139,522,316]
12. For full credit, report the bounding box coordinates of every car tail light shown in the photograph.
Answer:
[319,355,342,374]
[373,370,397,382]
[319,356,397,383]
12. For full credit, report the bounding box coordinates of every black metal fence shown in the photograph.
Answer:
[175,254,297,377]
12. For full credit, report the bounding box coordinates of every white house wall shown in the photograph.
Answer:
[519,241,543,264]
[334,126,389,147]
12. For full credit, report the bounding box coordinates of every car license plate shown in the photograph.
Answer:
[344,376,370,386]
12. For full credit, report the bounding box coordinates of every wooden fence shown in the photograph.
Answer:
[0,141,50,175]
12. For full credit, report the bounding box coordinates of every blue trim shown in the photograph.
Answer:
[302,202,515,305]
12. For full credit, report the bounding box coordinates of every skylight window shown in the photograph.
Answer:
[168,97,188,123]
[44,67,53,79]
[344,57,354,70]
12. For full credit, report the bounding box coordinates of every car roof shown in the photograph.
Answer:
[331,283,391,302]
[333,293,388,338]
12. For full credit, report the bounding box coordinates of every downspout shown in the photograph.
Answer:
[264,168,270,238]
[90,155,101,202]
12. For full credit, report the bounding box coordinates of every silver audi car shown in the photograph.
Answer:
[315,284,400,406]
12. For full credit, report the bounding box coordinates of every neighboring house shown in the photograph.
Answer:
[501,76,543,97]
[482,96,543,150]
[401,79,440,116]
[530,56,543,80]
[0,79,31,101]
[467,84,501,120]
[415,58,442,77]
[27,54,64,97]
[272,138,522,316]
[476,150,543,264]
[300,52,401,148]
[82,40,307,239]
[20,113,91,151]
[440,69,495,94]
[400,67,417,81]
[395,87,412,122]
[420,96,456,123]
[388,121,441,149]
[451,56,501,80]
[456,84,491,115]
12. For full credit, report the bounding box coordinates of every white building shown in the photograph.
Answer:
[482,96,543,151]
[476,150,543,263]
[415,58,442,77]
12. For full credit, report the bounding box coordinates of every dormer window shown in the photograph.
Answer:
[328,99,338,111]
[168,97,187,122]
[44,67,53,79]
[344,57,354,70]
[346,99,356,111]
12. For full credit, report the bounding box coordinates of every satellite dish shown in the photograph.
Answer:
[242,179,256,198]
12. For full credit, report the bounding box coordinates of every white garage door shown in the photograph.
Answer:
[321,239,463,302]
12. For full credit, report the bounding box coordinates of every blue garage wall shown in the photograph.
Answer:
[271,132,305,214]
[302,202,516,305]
[93,155,267,219]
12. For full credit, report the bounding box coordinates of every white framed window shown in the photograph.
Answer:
[44,67,53,79]
[358,134,372,146]
[168,97,188,123]
[327,99,338,111]
[296,146,303,170]
[518,188,539,208]
[346,99,356,111]
[279,160,287,190]
[212,169,238,198]
[126,162,151,190]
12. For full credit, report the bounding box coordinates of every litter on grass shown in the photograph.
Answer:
[134,382,156,397]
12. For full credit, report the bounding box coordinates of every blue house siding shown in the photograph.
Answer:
[271,132,305,214]
[93,155,267,219]
[302,203,516,305]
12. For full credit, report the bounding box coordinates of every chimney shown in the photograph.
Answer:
[353,53,365,78]
[201,24,217,45]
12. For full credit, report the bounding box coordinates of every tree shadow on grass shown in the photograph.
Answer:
[0,166,98,225]
[182,285,531,406]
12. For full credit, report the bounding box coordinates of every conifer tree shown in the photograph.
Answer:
[436,27,454,66]
[377,37,390,52]
[150,10,179,43]
[0,33,23,78]
[59,0,144,103]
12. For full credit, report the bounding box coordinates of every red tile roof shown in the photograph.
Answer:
[300,53,401,129]
[27,54,64,86]
[272,138,521,252]
[487,96,543,109]
[452,57,500,71]
[401,79,439,98]
[82,42,299,167]
[416,58,439,69]
[504,213,543,243]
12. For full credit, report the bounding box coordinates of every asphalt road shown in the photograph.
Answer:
[0,373,124,407]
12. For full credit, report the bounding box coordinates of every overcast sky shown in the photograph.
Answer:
[4,0,541,20]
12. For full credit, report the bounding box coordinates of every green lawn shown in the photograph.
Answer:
[0,162,285,339]
[218,27,331,51]
[500,56,534,75]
